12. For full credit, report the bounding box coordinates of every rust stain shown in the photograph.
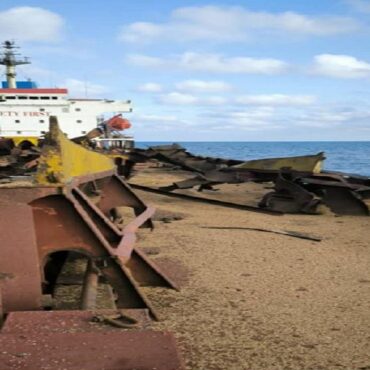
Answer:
[0,272,15,281]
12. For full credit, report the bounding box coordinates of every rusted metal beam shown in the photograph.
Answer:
[0,311,186,370]
[35,116,116,185]
[80,259,99,310]
[129,183,283,215]
[0,204,42,312]
[260,170,370,215]
[0,117,177,320]
[0,288,3,327]
[259,171,321,214]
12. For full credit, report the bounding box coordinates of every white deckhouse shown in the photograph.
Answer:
[0,41,132,144]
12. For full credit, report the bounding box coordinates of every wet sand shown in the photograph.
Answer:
[131,167,370,370]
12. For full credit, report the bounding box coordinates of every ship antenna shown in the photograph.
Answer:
[0,40,30,89]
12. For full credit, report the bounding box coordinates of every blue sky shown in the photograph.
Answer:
[1,0,370,140]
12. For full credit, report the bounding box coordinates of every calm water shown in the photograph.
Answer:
[136,141,370,176]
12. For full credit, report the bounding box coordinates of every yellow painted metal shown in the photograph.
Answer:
[7,136,39,147]
[233,152,325,173]
[35,116,115,184]
[107,153,130,161]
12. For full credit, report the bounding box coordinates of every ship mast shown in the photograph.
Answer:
[0,41,30,89]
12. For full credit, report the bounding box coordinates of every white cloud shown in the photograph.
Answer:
[126,52,289,75]
[158,92,197,105]
[203,96,227,105]
[119,5,360,43]
[158,92,227,106]
[181,52,289,74]
[227,108,276,125]
[197,107,281,132]
[64,79,108,97]
[133,114,179,123]
[122,22,163,42]
[0,7,64,42]
[200,103,370,133]
[312,54,370,78]
[235,94,316,106]
[126,54,163,67]
[283,105,370,128]
[346,0,370,13]
[133,102,370,139]
[176,80,232,92]
[136,83,163,93]
[131,113,194,133]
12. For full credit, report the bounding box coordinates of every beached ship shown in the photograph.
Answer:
[0,41,133,147]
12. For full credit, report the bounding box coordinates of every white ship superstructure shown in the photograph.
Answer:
[0,41,132,144]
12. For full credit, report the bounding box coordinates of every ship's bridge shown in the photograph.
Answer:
[0,88,68,105]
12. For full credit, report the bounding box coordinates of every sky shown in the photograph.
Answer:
[1,0,370,141]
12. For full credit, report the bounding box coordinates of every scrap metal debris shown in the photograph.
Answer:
[125,144,370,216]
[0,311,185,370]
[0,117,179,319]
[130,183,283,215]
[260,169,370,215]
[129,144,324,188]
[0,136,369,216]
[0,118,368,369]
[92,310,140,329]
[0,117,185,369]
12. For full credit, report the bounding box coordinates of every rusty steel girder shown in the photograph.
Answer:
[0,117,177,320]
[0,311,185,370]
[260,170,370,215]
[259,171,322,214]
[1,316,185,370]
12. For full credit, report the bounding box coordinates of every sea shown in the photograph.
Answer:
[136,141,370,176]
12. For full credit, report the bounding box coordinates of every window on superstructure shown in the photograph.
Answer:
[75,108,81,112]
[41,131,46,134]
[17,131,22,134]
[18,96,27,100]
[81,131,87,134]
[15,120,20,123]
[77,120,82,123]
[6,96,16,100]
[40,97,50,100]
[40,108,45,112]
[39,120,45,123]
[30,96,39,100]
[52,97,58,100]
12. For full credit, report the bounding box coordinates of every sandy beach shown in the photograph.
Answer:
[130,167,370,370]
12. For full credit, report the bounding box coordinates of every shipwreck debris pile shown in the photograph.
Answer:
[0,118,369,368]
[0,117,185,369]
[1,139,369,216]
[127,144,370,216]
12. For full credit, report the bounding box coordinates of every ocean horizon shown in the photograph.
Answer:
[137,141,370,176]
